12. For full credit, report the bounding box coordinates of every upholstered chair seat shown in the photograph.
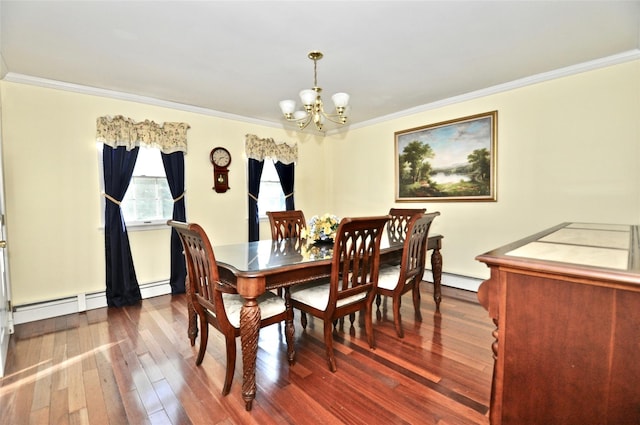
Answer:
[221,292,288,328]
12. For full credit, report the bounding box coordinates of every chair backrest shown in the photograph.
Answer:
[167,220,231,328]
[266,210,307,241]
[387,208,427,244]
[399,212,440,284]
[328,216,390,312]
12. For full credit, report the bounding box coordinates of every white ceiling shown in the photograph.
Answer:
[1,1,639,132]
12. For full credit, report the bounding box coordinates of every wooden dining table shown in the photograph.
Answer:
[206,232,443,411]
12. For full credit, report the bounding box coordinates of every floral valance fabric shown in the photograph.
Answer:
[96,115,190,154]
[245,134,298,164]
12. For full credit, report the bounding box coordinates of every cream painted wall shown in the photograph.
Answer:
[0,83,326,305]
[327,61,640,279]
[1,59,638,305]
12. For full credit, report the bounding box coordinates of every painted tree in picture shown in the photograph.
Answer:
[396,113,495,200]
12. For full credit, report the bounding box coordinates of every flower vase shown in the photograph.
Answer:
[313,238,334,246]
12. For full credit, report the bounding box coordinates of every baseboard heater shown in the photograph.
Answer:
[12,273,482,325]
[13,280,172,325]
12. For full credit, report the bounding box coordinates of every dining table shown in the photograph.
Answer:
[202,231,444,411]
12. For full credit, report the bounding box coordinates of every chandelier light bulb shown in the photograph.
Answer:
[331,92,349,108]
[299,89,317,107]
[279,100,296,115]
[293,110,308,120]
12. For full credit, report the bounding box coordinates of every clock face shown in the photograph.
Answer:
[210,147,231,167]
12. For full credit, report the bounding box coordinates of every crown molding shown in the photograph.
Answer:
[3,49,639,135]
[1,72,284,129]
[346,49,640,131]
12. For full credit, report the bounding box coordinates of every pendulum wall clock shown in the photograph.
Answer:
[210,147,231,193]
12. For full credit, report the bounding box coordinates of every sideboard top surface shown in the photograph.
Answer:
[476,222,640,287]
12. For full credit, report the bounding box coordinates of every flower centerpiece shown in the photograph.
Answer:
[301,213,340,244]
[301,243,333,260]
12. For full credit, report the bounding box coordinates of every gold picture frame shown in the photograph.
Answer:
[395,111,497,202]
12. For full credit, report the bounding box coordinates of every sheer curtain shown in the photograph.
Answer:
[97,116,190,306]
[245,134,298,242]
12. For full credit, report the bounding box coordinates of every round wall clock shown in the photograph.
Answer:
[210,147,231,193]
[210,147,231,168]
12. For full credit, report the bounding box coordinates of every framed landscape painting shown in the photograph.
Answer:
[395,111,497,202]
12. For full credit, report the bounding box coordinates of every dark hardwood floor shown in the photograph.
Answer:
[0,284,494,425]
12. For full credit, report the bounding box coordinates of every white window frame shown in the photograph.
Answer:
[97,144,172,231]
[258,160,286,218]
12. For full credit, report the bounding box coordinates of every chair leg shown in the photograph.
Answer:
[392,295,404,338]
[301,311,308,329]
[222,333,236,396]
[195,312,208,365]
[364,304,376,349]
[412,283,423,321]
[187,298,198,346]
[375,293,382,320]
[323,321,337,372]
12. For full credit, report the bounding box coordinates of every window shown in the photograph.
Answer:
[258,161,285,217]
[121,146,172,225]
[98,144,172,228]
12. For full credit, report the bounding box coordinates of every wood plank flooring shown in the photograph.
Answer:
[0,285,494,424]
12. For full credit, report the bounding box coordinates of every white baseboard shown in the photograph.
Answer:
[12,273,482,325]
[440,273,483,292]
[13,280,172,325]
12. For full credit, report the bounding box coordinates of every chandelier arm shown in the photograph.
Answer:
[320,111,348,125]
[284,113,312,130]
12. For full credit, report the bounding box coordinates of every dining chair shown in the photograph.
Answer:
[168,220,295,396]
[289,215,390,372]
[266,210,307,241]
[266,210,308,298]
[376,211,439,338]
[386,208,426,244]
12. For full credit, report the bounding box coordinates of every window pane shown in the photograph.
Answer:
[258,181,286,216]
[135,177,160,219]
[258,160,286,216]
[160,183,173,218]
[121,189,136,221]
[133,148,165,176]
[121,147,172,223]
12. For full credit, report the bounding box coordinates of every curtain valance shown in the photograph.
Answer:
[96,115,190,154]
[245,134,297,164]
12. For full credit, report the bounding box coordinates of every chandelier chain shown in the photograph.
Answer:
[313,57,318,88]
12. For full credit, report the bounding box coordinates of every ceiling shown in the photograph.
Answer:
[1,1,639,132]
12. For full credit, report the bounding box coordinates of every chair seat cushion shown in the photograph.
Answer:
[290,280,367,311]
[222,291,287,328]
[377,265,401,290]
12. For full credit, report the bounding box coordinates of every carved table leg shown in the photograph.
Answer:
[240,297,260,411]
[431,246,443,310]
[283,288,296,365]
[489,317,501,425]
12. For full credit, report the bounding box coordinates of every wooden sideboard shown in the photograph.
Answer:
[476,222,640,425]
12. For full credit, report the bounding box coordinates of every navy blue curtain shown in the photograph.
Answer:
[248,158,265,242]
[103,145,142,307]
[161,151,187,294]
[274,161,296,211]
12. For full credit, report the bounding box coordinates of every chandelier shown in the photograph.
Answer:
[279,51,350,132]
